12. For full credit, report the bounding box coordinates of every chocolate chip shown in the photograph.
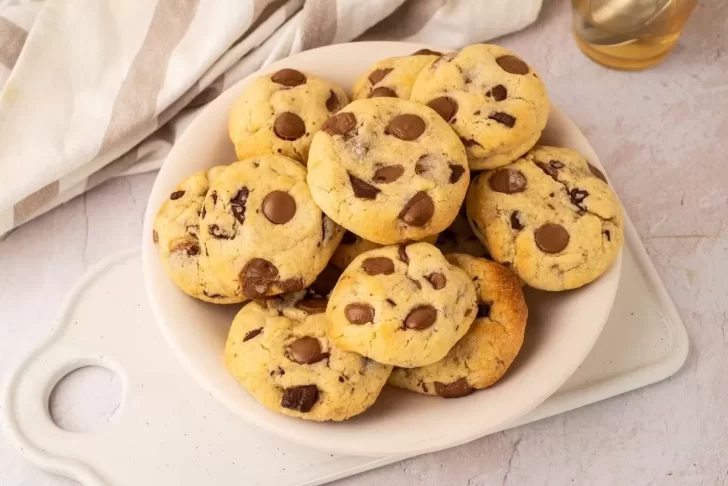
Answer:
[240,259,279,298]
[322,112,357,136]
[170,190,185,200]
[587,162,608,183]
[309,264,342,297]
[510,211,524,230]
[489,112,516,128]
[362,257,395,276]
[211,191,218,205]
[496,55,529,75]
[262,191,296,224]
[489,169,527,194]
[604,230,611,241]
[230,187,249,224]
[172,240,200,256]
[399,192,434,226]
[412,48,442,56]
[427,97,458,122]
[345,303,374,324]
[434,378,474,398]
[404,305,437,330]
[296,298,328,314]
[536,161,559,180]
[569,188,589,208]
[490,84,507,101]
[368,68,392,85]
[243,328,263,342]
[476,302,491,318]
[535,223,570,253]
[208,224,233,239]
[398,244,409,264]
[427,273,447,290]
[370,87,397,98]
[415,155,431,175]
[271,68,306,87]
[341,231,357,245]
[373,165,404,183]
[279,277,303,293]
[200,205,207,219]
[288,337,327,364]
[326,90,340,112]
[449,164,465,183]
[281,385,318,412]
[385,114,425,141]
[460,137,480,147]
[349,174,380,200]
[274,112,305,140]
[152,230,159,244]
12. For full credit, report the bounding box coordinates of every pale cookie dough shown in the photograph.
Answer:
[228,68,349,164]
[198,155,344,299]
[411,43,550,170]
[224,294,392,421]
[330,230,438,270]
[327,243,477,368]
[466,146,624,291]
[435,207,489,258]
[307,97,469,245]
[153,166,244,304]
[388,254,527,398]
[352,49,442,100]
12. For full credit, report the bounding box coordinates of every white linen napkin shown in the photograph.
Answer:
[0,0,542,235]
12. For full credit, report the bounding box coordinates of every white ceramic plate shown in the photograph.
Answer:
[142,42,622,457]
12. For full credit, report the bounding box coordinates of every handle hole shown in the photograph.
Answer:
[49,365,123,432]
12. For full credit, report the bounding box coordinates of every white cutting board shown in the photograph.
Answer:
[1,215,688,486]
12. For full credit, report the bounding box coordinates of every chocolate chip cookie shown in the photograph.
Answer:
[330,231,438,270]
[388,254,527,398]
[435,207,489,258]
[466,146,624,291]
[307,98,469,245]
[224,294,392,421]
[153,167,244,304]
[199,155,344,299]
[352,49,442,100]
[327,243,477,368]
[410,44,549,170]
[228,68,349,164]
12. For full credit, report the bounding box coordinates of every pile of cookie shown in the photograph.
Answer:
[153,44,624,422]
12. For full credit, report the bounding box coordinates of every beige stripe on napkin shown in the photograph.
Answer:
[13,181,59,225]
[300,0,338,50]
[359,0,446,40]
[0,16,27,69]
[99,0,199,155]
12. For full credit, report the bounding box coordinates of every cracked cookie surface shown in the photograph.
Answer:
[153,166,244,304]
[228,68,349,164]
[466,146,624,291]
[330,230,438,270]
[410,43,549,170]
[307,98,469,245]
[327,243,477,368]
[199,155,344,299]
[388,254,527,397]
[224,294,392,421]
[352,49,441,100]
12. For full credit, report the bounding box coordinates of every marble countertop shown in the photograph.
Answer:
[1,1,726,485]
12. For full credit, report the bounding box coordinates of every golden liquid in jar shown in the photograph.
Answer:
[572,0,697,70]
